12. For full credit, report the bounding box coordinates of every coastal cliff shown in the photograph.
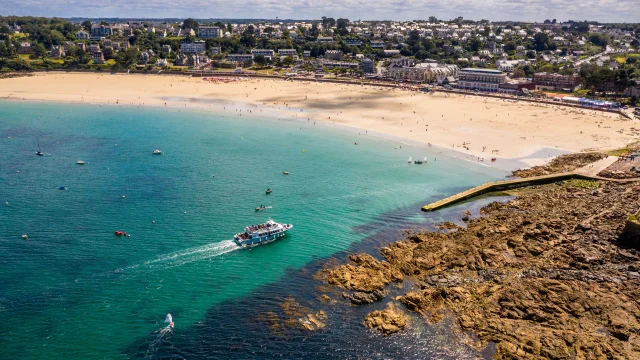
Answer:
[321,179,640,359]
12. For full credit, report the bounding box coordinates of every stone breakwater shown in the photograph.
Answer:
[320,180,640,359]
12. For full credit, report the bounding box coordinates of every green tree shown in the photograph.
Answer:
[532,33,553,51]
[32,42,47,57]
[282,56,294,66]
[254,54,267,67]
[588,33,609,47]
[336,18,349,36]
[182,18,199,30]
[512,68,526,78]
[227,22,233,33]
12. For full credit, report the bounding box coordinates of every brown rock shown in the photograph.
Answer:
[363,302,408,336]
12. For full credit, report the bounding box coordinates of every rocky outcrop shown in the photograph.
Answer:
[323,254,403,293]
[322,180,640,358]
[258,297,327,334]
[512,152,605,178]
[363,302,408,336]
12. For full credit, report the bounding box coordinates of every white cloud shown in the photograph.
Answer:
[1,0,639,22]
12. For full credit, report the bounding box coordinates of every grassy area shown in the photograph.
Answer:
[104,59,116,65]
[564,179,600,189]
[607,148,630,156]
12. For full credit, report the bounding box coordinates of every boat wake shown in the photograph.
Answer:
[142,240,239,270]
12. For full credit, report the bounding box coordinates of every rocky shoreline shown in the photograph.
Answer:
[319,178,640,358]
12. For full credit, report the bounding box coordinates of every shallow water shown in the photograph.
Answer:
[0,101,506,359]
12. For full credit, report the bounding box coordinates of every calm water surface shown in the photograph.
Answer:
[0,101,506,359]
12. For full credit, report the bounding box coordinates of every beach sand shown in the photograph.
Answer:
[1,72,636,165]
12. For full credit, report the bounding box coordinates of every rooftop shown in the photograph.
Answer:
[460,68,504,74]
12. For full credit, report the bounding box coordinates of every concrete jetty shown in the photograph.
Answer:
[422,156,640,212]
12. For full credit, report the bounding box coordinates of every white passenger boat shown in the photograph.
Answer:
[233,219,292,247]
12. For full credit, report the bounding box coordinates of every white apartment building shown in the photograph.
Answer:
[227,54,254,62]
[198,26,222,39]
[251,49,275,59]
[277,49,298,57]
[180,40,206,54]
[457,68,506,91]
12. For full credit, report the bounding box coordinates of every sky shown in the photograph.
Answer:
[2,0,639,23]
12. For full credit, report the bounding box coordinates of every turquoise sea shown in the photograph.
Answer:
[0,101,506,359]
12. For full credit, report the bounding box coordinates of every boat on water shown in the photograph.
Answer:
[152,150,162,155]
[414,157,428,164]
[255,205,266,211]
[36,137,43,156]
[266,188,272,194]
[283,171,289,175]
[407,157,413,163]
[77,160,85,165]
[233,219,293,247]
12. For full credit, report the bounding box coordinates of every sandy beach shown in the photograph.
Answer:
[1,72,636,165]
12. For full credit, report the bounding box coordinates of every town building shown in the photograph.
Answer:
[251,49,275,59]
[88,43,101,54]
[317,36,335,43]
[90,25,112,40]
[76,30,90,40]
[533,72,582,91]
[360,58,375,74]
[50,45,63,58]
[92,51,105,64]
[227,54,254,63]
[325,50,343,60]
[180,40,206,54]
[370,41,385,48]
[17,41,32,54]
[277,49,298,57]
[345,39,363,47]
[499,79,536,93]
[198,26,222,39]
[322,61,359,69]
[457,68,507,91]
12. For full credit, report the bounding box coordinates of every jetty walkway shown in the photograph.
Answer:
[422,156,640,212]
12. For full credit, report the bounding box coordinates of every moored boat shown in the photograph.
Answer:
[77,160,85,165]
[233,219,292,247]
[266,188,272,194]
[152,150,162,155]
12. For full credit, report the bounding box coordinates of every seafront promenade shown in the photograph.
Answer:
[422,156,640,211]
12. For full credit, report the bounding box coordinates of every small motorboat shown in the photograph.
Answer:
[354,142,358,145]
[408,157,413,163]
[414,160,424,164]
[491,158,497,162]
[266,188,272,194]
[255,205,266,211]
[114,230,127,236]
[283,171,289,175]
[59,186,66,190]
[152,150,162,155]
[77,160,85,165]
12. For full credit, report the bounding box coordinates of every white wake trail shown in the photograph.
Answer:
[143,240,239,270]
